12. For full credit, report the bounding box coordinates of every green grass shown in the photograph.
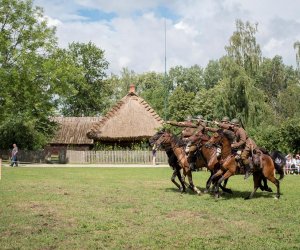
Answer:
[0,167,299,250]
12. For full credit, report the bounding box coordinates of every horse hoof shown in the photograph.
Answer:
[274,196,279,200]
[203,189,209,194]
[266,188,273,193]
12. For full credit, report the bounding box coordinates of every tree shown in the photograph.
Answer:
[203,60,222,89]
[213,57,275,128]
[0,0,66,149]
[60,41,110,116]
[167,86,196,121]
[136,72,165,118]
[294,41,300,73]
[225,19,261,77]
[278,84,300,119]
[168,65,204,92]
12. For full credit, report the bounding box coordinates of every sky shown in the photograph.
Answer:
[34,0,300,75]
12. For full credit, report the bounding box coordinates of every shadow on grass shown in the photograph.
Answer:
[163,186,282,200]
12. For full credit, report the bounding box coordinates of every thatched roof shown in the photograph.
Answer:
[87,86,164,141]
[50,117,102,145]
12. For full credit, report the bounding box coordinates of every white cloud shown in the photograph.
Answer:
[34,0,300,74]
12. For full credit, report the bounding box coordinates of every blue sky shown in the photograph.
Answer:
[35,0,300,74]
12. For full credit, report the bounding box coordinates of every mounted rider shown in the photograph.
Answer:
[227,118,258,179]
[165,115,197,141]
[206,116,231,133]
[185,115,209,171]
[166,115,207,171]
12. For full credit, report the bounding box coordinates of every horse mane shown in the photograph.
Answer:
[171,134,186,147]
[219,129,235,143]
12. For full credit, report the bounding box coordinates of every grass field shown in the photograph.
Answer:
[0,166,299,250]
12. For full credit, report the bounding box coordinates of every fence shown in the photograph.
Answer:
[0,149,168,164]
[66,150,168,164]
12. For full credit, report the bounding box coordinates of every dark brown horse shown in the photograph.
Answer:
[153,131,201,194]
[149,131,186,192]
[245,149,281,199]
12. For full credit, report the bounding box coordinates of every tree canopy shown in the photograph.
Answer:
[0,2,299,154]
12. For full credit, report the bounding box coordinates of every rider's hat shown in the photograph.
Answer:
[230,118,240,126]
[221,116,230,122]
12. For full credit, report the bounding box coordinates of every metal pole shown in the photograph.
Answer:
[164,18,168,121]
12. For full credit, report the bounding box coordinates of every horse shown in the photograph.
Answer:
[152,131,201,194]
[205,129,238,198]
[245,149,281,199]
[149,131,186,192]
[207,129,280,199]
[185,134,232,194]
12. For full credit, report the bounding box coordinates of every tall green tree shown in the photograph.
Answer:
[136,72,165,118]
[203,60,222,89]
[213,57,275,128]
[0,0,73,149]
[294,41,300,73]
[60,42,110,116]
[225,19,261,77]
[168,65,204,92]
[167,86,196,121]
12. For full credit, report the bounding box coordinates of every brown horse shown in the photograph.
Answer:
[245,149,281,199]
[185,135,232,194]
[205,129,237,198]
[153,131,201,194]
[149,131,186,192]
[207,129,281,199]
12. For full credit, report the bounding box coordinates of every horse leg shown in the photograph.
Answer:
[245,173,260,200]
[176,167,186,193]
[204,171,213,193]
[265,174,280,199]
[207,169,224,192]
[185,170,201,195]
[261,175,273,192]
[171,169,184,192]
[219,178,233,194]
[214,171,232,198]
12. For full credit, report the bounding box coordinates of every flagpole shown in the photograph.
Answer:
[163,18,168,121]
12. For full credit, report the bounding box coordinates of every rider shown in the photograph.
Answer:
[228,118,258,179]
[206,116,231,133]
[185,115,208,171]
[165,115,197,141]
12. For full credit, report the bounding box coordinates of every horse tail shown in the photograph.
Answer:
[275,163,284,181]
[270,151,285,181]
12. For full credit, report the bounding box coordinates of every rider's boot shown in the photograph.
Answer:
[244,162,254,179]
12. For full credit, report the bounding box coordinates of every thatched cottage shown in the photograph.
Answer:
[49,84,163,151]
[86,84,164,147]
[48,116,102,152]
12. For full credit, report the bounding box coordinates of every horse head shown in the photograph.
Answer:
[152,131,173,150]
[205,129,223,148]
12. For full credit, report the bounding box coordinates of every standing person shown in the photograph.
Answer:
[152,147,157,165]
[10,143,18,167]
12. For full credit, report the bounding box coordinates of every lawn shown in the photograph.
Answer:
[0,167,299,250]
